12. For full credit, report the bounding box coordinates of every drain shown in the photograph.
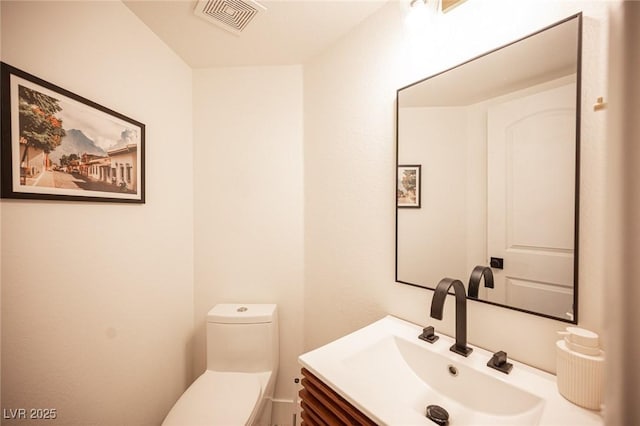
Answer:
[447,364,458,376]
[425,404,449,425]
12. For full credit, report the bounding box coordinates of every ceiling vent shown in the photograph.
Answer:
[194,0,266,36]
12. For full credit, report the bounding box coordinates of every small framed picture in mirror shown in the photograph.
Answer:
[397,164,421,208]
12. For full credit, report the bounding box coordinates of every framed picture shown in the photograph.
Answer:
[1,62,145,203]
[397,164,421,208]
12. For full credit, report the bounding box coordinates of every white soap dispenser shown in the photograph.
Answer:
[556,326,605,410]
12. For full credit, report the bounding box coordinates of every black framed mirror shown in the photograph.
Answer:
[395,13,582,323]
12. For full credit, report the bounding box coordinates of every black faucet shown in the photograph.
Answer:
[467,265,494,299]
[430,278,473,357]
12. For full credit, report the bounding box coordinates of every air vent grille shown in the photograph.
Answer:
[194,0,266,35]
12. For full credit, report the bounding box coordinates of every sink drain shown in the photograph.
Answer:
[426,404,449,425]
[447,364,458,377]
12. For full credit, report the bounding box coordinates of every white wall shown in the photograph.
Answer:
[304,0,610,373]
[193,66,304,422]
[0,2,194,424]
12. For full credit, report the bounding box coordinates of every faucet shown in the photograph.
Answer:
[430,278,473,357]
[467,265,494,298]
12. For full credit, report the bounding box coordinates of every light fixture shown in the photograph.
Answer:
[410,0,466,13]
[406,0,439,29]
[406,0,430,31]
[408,0,441,16]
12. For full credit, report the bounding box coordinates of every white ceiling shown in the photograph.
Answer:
[123,0,389,68]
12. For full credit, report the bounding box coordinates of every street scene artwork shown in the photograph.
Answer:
[1,63,145,203]
[397,165,421,208]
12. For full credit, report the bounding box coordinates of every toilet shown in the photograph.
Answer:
[163,304,279,426]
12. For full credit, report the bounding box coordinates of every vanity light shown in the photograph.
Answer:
[410,0,465,13]
[406,0,439,29]
[409,0,438,12]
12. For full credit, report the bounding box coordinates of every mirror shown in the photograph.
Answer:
[396,14,581,323]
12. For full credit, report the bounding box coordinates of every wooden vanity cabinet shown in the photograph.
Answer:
[299,368,377,426]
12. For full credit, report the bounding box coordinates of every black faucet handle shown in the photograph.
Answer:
[418,326,439,343]
[493,350,507,366]
[487,350,513,374]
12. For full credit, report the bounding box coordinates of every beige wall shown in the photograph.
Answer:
[0,2,194,424]
[193,66,304,422]
[304,0,610,373]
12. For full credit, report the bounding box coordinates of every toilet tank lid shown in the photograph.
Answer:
[207,304,277,324]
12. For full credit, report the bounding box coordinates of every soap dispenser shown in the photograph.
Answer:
[556,327,604,410]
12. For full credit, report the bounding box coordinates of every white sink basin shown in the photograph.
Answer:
[343,335,543,424]
[299,316,603,425]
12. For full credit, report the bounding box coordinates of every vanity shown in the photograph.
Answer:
[298,368,375,425]
[298,315,602,425]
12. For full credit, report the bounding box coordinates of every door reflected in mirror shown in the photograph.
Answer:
[395,14,582,323]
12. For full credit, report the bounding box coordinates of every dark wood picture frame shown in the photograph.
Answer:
[1,62,145,203]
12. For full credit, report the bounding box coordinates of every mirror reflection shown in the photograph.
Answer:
[396,14,581,322]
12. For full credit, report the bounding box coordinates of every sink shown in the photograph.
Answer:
[299,315,603,425]
[343,335,543,424]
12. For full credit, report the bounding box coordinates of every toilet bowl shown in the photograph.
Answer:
[163,304,279,426]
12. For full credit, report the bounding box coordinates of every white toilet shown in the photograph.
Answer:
[163,304,279,426]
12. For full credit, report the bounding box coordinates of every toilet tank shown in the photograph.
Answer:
[206,304,279,373]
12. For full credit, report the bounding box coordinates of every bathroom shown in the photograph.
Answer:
[0,0,638,424]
